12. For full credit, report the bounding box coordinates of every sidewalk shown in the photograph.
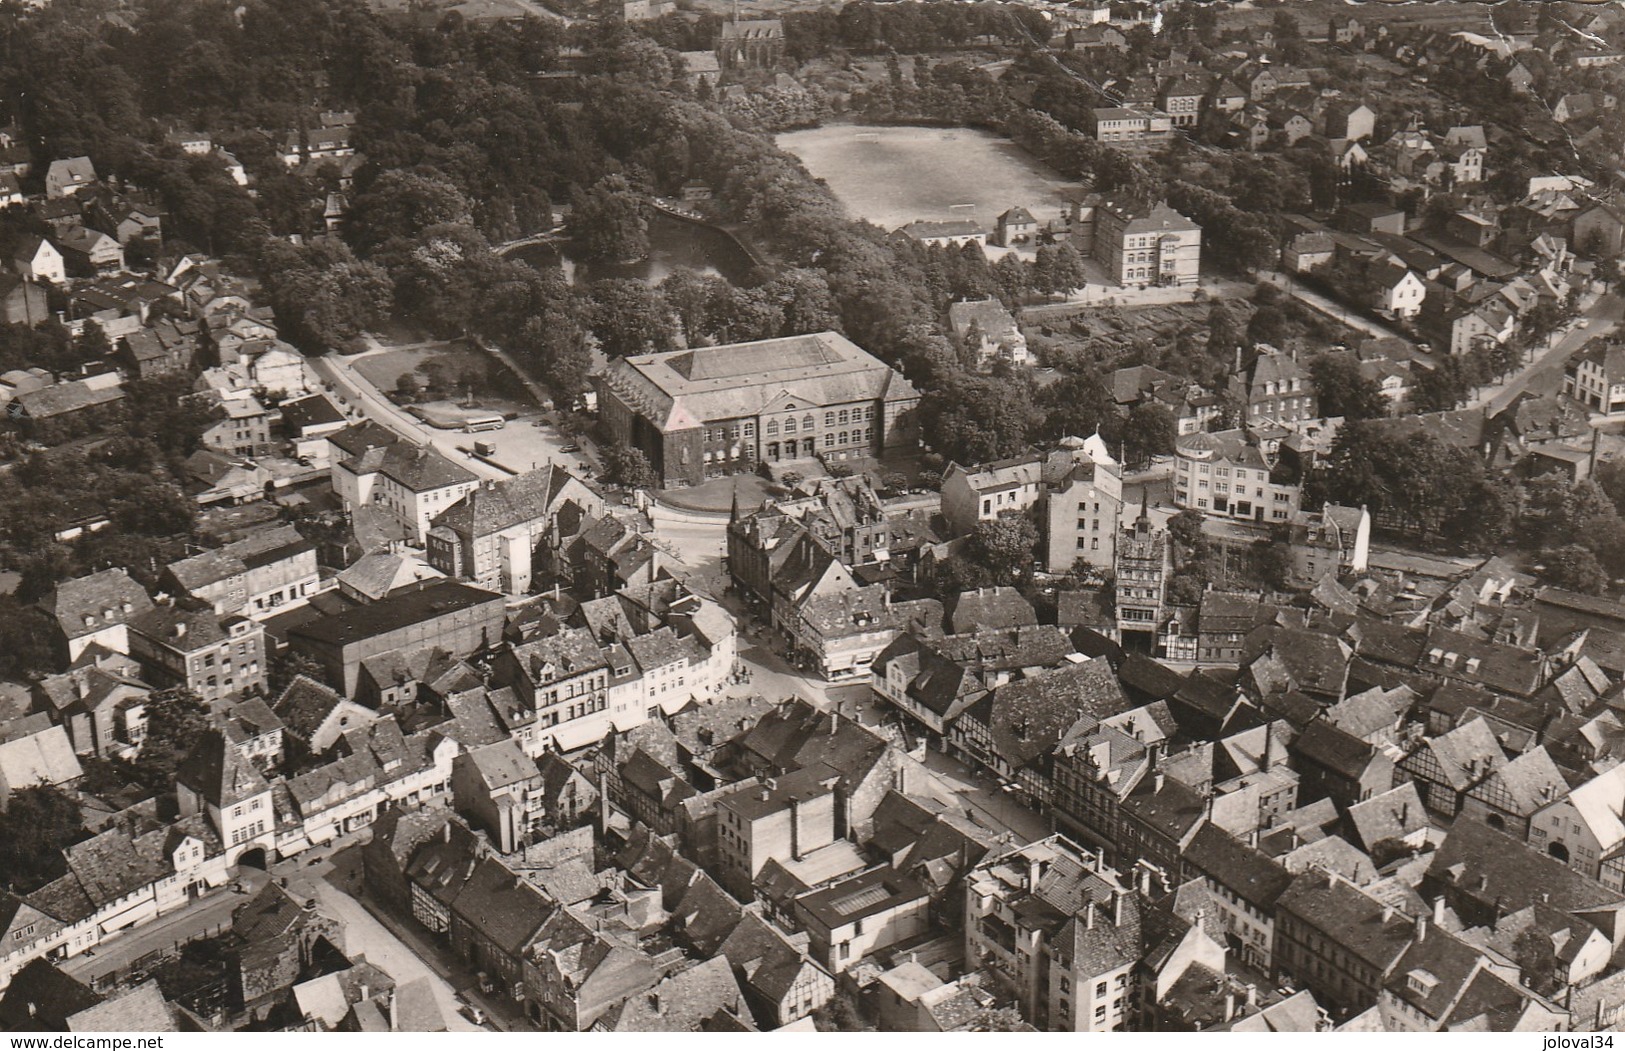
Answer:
[61,870,270,983]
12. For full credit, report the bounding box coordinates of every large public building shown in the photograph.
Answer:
[597,332,920,488]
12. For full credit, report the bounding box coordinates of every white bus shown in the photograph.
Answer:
[463,413,506,433]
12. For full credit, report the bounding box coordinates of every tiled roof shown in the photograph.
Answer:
[604,956,747,1032]
[65,981,174,1033]
[47,569,154,640]
[602,331,917,434]
[1425,817,1621,915]
[176,729,269,807]
[965,658,1128,769]
[1183,824,1292,910]
[1277,872,1414,971]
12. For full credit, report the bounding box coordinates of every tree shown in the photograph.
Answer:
[1309,352,1387,421]
[347,168,474,254]
[604,441,657,489]
[269,649,331,697]
[1122,402,1175,464]
[0,785,86,893]
[920,373,1038,465]
[1544,544,1608,595]
[571,174,649,265]
[586,279,674,359]
[127,689,211,795]
[1168,508,1207,551]
[970,512,1039,585]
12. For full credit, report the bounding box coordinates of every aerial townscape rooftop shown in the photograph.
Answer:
[0,0,1623,1038]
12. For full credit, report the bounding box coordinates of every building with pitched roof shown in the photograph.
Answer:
[1287,503,1371,583]
[328,425,479,543]
[126,602,266,705]
[1087,199,1201,287]
[965,836,1141,1031]
[176,729,275,863]
[427,467,604,595]
[161,525,318,618]
[597,332,920,488]
[1275,871,1416,1014]
[1173,428,1300,523]
[43,568,156,661]
[947,297,1029,368]
[1563,337,1625,417]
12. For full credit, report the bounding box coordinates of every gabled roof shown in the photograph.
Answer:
[176,728,269,807]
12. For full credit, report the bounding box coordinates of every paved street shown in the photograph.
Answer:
[61,869,271,984]
[313,849,489,1033]
[313,338,596,483]
[1469,292,1625,414]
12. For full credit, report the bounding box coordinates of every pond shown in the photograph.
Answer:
[516,211,758,286]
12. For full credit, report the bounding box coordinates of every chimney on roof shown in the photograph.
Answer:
[1245,984,1257,1008]
[1154,772,1165,793]
[1433,896,1445,926]
[1415,911,1427,941]
[1084,900,1096,930]
[389,989,398,1031]
[1223,990,1236,1023]
[360,983,370,1003]
[1113,887,1127,926]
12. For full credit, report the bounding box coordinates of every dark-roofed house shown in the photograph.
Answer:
[601,955,753,1031]
[176,729,275,864]
[1396,717,1504,820]
[1182,823,1292,971]
[716,911,834,1028]
[1291,719,1395,812]
[795,865,929,975]
[596,332,920,489]
[288,580,506,697]
[1423,818,1625,941]
[126,603,267,706]
[450,739,548,853]
[331,433,479,543]
[951,657,1128,804]
[43,567,155,661]
[1275,872,1416,1014]
[428,467,605,595]
[0,959,103,1030]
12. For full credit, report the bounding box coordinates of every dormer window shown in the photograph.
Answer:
[1427,648,1444,664]
[1465,657,1482,674]
[1406,970,1439,996]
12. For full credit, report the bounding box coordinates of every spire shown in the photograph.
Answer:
[1135,487,1151,535]
[730,479,742,523]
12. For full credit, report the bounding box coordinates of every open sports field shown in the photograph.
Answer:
[776,124,1079,233]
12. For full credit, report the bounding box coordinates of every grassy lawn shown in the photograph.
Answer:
[776,124,1080,232]
[353,342,539,414]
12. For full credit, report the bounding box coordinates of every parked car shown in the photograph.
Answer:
[460,1003,487,1026]
[560,443,581,453]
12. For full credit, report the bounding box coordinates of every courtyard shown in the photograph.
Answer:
[776,124,1080,234]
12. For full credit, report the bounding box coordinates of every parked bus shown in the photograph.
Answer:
[463,413,505,433]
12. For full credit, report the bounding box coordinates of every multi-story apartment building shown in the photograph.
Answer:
[493,628,613,754]
[715,766,840,897]
[965,837,1141,1032]
[329,424,480,543]
[940,435,1122,573]
[1093,200,1202,288]
[1274,872,1415,1016]
[161,525,319,617]
[126,603,267,705]
[1172,429,1301,523]
[1228,344,1317,425]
